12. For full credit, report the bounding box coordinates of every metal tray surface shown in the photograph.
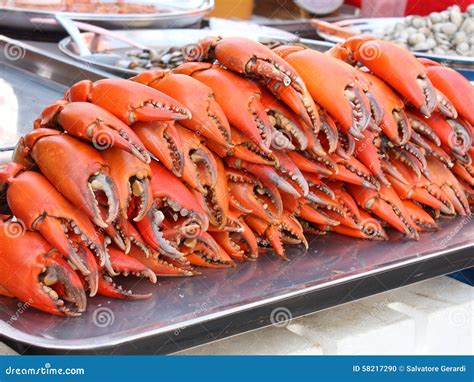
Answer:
[0,1,213,31]
[1,217,473,354]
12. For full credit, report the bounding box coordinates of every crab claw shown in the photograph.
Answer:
[359,71,411,145]
[175,63,273,154]
[211,210,259,261]
[107,247,156,283]
[0,224,87,316]
[226,157,301,198]
[418,112,472,157]
[148,161,209,230]
[275,45,371,139]
[37,100,150,163]
[191,153,228,230]
[387,158,455,215]
[329,36,436,117]
[426,156,470,216]
[102,147,152,222]
[1,163,111,279]
[15,128,120,228]
[128,245,194,277]
[245,214,287,259]
[196,36,320,131]
[66,78,191,124]
[174,124,218,194]
[347,183,419,239]
[260,87,309,151]
[133,70,232,148]
[208,127,275,165]
[422,61,474,125]
[272,150,309,197]
[332,210,388,240]
[407,110,442,147]
[402,200,438,232]
[229,179,282,224]
[329,154,380,190]
[180,231,234,268]
[299,200,340,227]
[287,151,335,177]
[354,130,390,186]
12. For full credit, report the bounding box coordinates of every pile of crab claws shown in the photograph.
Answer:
[2,36,473,317]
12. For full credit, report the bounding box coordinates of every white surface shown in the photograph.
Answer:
[179,276,473,355]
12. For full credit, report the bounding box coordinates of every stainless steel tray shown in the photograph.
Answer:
[1,218,472,355]
[0,35,112,151]
[316,17,474,72]
[57,25,298,76]
[0,35,472,355]
[0,1,213,31]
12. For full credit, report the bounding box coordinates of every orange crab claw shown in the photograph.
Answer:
[359,71,412,145]
[181,231,234,268]
[192,153,228,230]
[347,183,419,239]
[133,120,184,177]
[275,45,372,139]
[133,70,232,148]
[0,223,87,316]
[272,150,309,197]
[402,200,438,232]
[421,61,474,125]
[226,157,301,198]
[387,158,455,215]
[423,112,471,157]
[207,127,275,165]
[196,36,320,131]
[14,128,120,229]
[287,151,334,177]
[102,147,152,222]
[1,163,111,279]
[245,214,287,260]
[175,63,273,154]
[37,100,150,163]
[332,210,387,240]
[175,124,218,194]
[260,87,310,151]
[299,201,340,227]
[211,211,259,261]
[426,156,470,216]
[329,154,380,190]
[66,78,191,124]
[329,36,436,117]
[354,130,390,186]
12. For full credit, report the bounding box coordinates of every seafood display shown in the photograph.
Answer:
[0,35,472,317]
